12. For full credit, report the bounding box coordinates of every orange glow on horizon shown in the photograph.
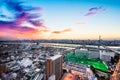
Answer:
[0,27,120,40]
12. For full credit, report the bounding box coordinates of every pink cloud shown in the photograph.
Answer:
[85,6,106,16]
[0,26,50,40]
[77,20,87,24]
[0,0,46,40]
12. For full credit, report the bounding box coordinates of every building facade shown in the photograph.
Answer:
[45,55,63,80]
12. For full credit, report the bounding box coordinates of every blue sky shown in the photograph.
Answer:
[0,0,120,40]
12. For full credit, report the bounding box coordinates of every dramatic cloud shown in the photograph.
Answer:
[85,6,106,16]
[52,28,71,34]
[0,0,48,40]
[2,0,43,27]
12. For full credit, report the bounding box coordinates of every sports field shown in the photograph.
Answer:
[65,52,109,72]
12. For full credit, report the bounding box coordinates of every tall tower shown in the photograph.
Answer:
[99,35,101,44]
[45,55,63,80]
[98,35,102,48]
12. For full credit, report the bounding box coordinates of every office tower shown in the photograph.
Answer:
[45,55,63,80]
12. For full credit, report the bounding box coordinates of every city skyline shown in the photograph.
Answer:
[0,0,120,40]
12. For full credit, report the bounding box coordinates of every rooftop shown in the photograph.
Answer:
[50,55,62,61]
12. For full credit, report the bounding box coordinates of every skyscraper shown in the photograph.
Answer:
[45,55,63,80]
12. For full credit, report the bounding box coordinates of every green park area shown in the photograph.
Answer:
[65,52,109,72]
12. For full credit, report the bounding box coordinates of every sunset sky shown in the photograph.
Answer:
[0,0,120,40]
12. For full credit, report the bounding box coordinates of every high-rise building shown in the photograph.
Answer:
[45,55,63,80]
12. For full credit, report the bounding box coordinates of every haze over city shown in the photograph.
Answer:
[1,1,120,80]
[0,0,120,40]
